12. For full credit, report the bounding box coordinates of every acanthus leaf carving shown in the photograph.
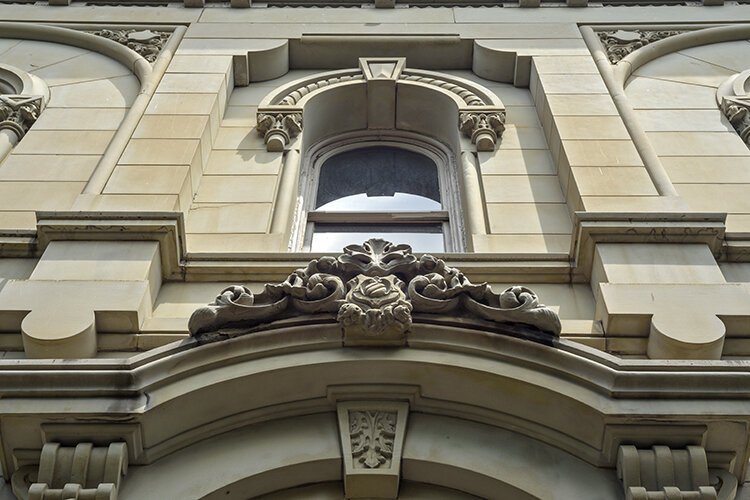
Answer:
[459,111,506,152]
[597,29,684,64]
[89,29,169,63]
[188,238,562,345]
[349,410,397,469]
[721,96,750,145]
[256,111,302,152]
[0,95,42,139]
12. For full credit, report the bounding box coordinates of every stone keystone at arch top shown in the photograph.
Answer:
[189,239,562,345]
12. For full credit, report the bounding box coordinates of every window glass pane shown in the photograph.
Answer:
[310,224,444,253]
[316,146,441,211]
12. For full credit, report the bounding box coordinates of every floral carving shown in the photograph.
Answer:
[460,111,506,151]
[89,29,169,63]
[0,95,42,139]
[597,29,684,64]
[189,239,562,344]
[256,112,303,152]
[349,410,396,469]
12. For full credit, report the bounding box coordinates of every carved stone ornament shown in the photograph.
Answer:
[337,401,408,499]
[718,70,750,147]
[188,238,562,345]
[460,111,507,152]
[12,442,128,500]
[0,94,42,139]
[256,58,506,152]
[89,29,169,63]
[597,29,684,64]
[256,111,303,152]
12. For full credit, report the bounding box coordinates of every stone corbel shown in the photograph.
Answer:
[256,109,302,152]
[0,94,42,141]
[337,401,409,499]
[459,108,506,151]
[13,442,128,500]
[617,445,737,500]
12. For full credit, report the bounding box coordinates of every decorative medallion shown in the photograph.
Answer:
[89,29,170,63]
[188,238,562,345]
[597,29,684,64]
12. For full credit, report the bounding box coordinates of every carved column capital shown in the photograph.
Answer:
[256,111,302,152]
[720,96,750,146]
[459,110,506,152]
[0,94,42,140]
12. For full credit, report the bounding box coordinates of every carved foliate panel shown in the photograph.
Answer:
[90,29,169,63]
[188,238,562,345]
[597,29,684,64]
[337,402,408,499]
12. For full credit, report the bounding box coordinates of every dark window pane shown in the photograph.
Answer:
[316,146,441,210]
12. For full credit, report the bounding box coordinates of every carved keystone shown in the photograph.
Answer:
[337,401,408,499]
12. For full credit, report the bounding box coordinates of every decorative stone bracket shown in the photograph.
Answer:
[13,442,128,500]
[255,57,506,152]
[0,94,42,140]
[617,445,734,500]
[337,401,409,499]
[188,238,561,344]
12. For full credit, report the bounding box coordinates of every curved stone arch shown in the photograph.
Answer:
[255,58,506,153]
[0,22,186,197]
[115,412,621,500]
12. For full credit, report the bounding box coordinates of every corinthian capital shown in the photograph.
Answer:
[459,110,506,152]
[0,95,42,140]
[256,111,303,152]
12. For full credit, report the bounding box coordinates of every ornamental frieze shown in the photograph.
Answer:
[188,239,562,345]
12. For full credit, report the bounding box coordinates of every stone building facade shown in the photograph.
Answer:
[0,1,749,499]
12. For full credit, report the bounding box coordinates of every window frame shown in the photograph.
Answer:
[293,132,465,253]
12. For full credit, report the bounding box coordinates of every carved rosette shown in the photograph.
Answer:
[89,29,169,63]
[459,111,506,151]
[597,29,684,64]
[349,410,397,469]
[256,112,302,152]
[189,238,562,345]
[0,95,42,140]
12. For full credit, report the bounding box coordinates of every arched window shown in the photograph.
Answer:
[298,138,463,253]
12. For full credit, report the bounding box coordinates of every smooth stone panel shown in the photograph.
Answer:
[678,40,750,73]
[676,184,750,212]
[186,203,272,233]
[634,110,733,133]
[146,93,219,116]
[13,130,114,155]
[538,74,608,94]
[0,182,83,210]
[32,52,132,86]
[472,234,571,254]
[33,108,127,131]
[545,94,618,116]
[497,126,549,150]
[661,156,750,183]
[554,116,629,140]
[625,78,718,109]
[486,203,572,234]
[560,140,644,167]
[120,139,200,165]
[158,73,226,94]
[478,149,555,175]
[133,115,210,139]
[532,55,598,74]
[647,132,749,156]
[103,166,190,195]
[633,52,736,88]
[482,175,565,203]
[204,150,282,175]
[0,155,99,182]
[214,127,267,150]
[186,233,285,253]
[194,175,278,203]
[570,167,658,196]
[46,75,139,108]
[0,39,88,72]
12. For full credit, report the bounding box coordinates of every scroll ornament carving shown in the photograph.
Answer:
[597,29,684,64]
[89,29,169,63]
[256,112,302,152]
[460,111,506,151]
[349,410,397,469]
[0,95,42,139]
[188,239,562,345]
